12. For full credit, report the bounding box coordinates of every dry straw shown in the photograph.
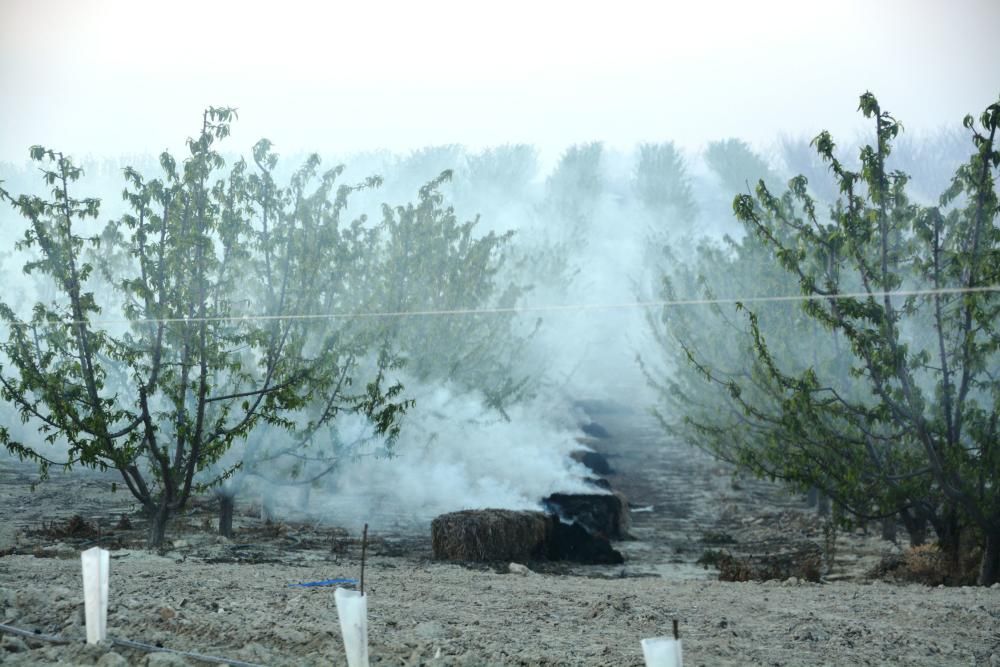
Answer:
[431,509,549,562]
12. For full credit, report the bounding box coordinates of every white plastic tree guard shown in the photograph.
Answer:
[641,636,683,667]
[335,588,369,667]
[80,546,110,644]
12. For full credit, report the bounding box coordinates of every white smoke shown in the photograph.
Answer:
[243,379,600,532]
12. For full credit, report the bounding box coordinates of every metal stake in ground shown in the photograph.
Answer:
[360,523,368,595]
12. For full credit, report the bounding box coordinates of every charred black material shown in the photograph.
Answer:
[584,477,612,490]
[570,450,614,475]
[546,519,624,564]
[542,492,630,540]
[580,422,611,439]
[428,508,624,565]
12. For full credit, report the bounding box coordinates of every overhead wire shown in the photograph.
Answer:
[0,285,997,330]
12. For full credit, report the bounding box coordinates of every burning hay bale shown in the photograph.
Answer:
[547,520,625,564]
[570,449,615,475]
[584,477,612,491]
[431,508,626,565]
[431,510,549,562]
[542,492,631,540]
[580,421,611,439]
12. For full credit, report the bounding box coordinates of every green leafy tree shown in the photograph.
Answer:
[214,157,541,523]
[0,109,408,547]
[386,145,464,201]
[779,135,845,205]
[891,126,970,202]
[462,144,539,200]
[641,228,927,538]
[543,142,605,242]
[705,138,780,197]
[202,140,411,535]
[693,138,781,240]
[633,141,698,223]
[631,141,701,287]
[371,171,536,418]
[724,93,1000,584]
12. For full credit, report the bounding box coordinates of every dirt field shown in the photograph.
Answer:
[1,405,999,666]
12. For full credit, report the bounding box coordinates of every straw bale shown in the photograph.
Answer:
[431,509,549,562]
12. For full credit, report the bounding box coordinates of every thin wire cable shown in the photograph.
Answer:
[1,285,997,330]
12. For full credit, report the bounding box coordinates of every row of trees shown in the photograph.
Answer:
[0,109,527,546]
[649,94,1000,585]
[3,94,995,587]
[0,109,748,547]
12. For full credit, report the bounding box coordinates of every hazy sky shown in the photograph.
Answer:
[1,0,998,166]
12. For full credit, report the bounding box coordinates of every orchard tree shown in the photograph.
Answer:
[543,142,606,243]
[890,126,970,202]
[205,141,412,534]
[779,134,845,205]
[726,94,999,584]
[693,138,781,239]
[462,144,539,201]
[633,141,698,224]
[207,165,538,530]
[704,138,781,197]
[0,108,408,547]
[372,171,537,418]
[647,229,946,546]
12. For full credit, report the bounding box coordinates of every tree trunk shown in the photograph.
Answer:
[928,505,963,583]
[218,493,234,538]
[932,507,961,562]
[880,516,897,543]
[979,531,999,586]
[148,503,170,549]
[817,491,830,518]
[900,507,928,547]
[806,487,818,508]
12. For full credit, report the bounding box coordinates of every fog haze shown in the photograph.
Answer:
[0,0,998,548]
[2,0,997,166]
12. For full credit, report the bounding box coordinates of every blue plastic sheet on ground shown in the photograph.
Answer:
[288,578,358,588]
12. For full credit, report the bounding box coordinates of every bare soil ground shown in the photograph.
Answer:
[2,404,999,666]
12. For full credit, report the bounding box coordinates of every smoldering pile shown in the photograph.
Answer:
[431,502,626,565]
[431,415,629,565]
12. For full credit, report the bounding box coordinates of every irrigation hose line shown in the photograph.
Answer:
[0,621,265,667]
[1,285,998,330]
[0,621,68,645]
[111,637,265,667]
